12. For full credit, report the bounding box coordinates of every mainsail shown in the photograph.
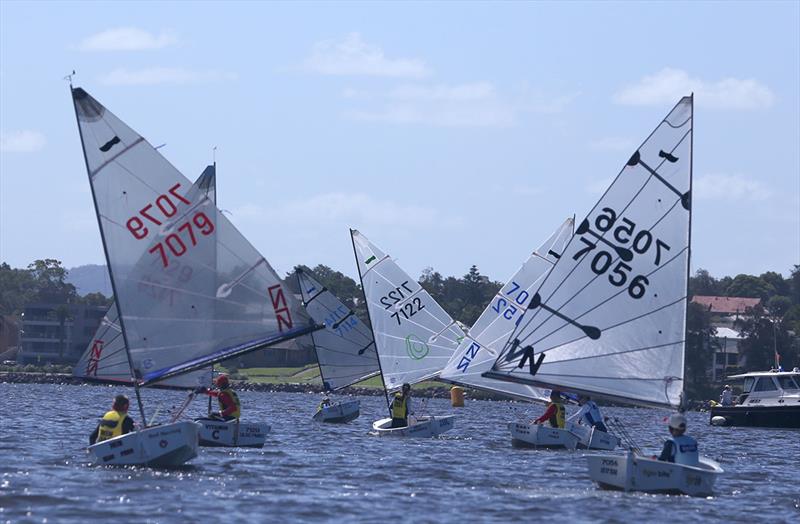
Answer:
[74,165,218,389]
[71,86,318,388]
[297,268,380,391]
[484,96,693,409]
[351,230,464,391]
[439,218,574,402]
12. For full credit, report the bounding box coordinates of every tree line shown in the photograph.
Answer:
[3,259,798,390]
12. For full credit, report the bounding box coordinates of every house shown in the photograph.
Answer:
[710,326,744,382]
[691,295,761,327]
[17,304,107,366]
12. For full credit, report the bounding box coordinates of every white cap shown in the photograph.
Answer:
[668,412,687,430]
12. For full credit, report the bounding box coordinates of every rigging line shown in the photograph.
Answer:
[313,344,376,359]
[530,371,683,382]
[512,204,686,350]
[497,294,686,371]
[379,322,461,350]
[532,339,683,366]
[508,148,689,350]
[302,286,327,305]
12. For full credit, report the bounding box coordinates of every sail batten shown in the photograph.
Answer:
[488,97,693,408]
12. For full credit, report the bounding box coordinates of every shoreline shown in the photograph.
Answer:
[0,372,518,402]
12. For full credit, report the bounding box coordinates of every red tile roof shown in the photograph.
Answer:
[691,295,761,314]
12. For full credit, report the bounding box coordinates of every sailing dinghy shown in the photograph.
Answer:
[437,217,612,449]
[351,230,457,437]
[484,95,722,495]
[71,86,318,464]
[297,268,380,423]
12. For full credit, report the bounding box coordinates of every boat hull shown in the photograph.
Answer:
[372,415,455,438]
[87,421,200,467]
[566,422,620,450]
[313,400,361,424]
[586,452,722,497]
[709,404,800,429]
[195,418,270,448]
[509,422,579,449]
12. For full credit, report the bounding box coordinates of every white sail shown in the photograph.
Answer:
[485,97,693,409]
[73,166,218,389]
[71,87,317,386]
[439,218,574,401]
[351,230,464,391]
[297,268,380,391]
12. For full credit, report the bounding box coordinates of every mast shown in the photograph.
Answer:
[70,85,146,424]
[209,158,217,415]
[680,93,694,412]
[350,229,392,414]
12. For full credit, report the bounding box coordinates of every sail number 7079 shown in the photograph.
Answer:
[124,182,216,268]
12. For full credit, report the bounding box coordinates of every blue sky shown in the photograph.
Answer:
[1,1,798,284]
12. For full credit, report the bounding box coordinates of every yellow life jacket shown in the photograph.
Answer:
[391,393,408,419]
[218,388,241,419]
[97,410,127,442]
[548,402,565,429]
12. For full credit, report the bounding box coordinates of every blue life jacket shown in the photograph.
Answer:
[668,434,699,466]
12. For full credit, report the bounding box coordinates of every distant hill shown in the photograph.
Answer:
[67,264,112,297]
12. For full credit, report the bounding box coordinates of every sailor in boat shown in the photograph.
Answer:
[566,394,608,432]
[317,394,332,412]
[391,383,413,428]
[196,374,241,421]
[89,394,135,445]
[655,413,699,466]
[532,390,566,428]
[719,385,734,406]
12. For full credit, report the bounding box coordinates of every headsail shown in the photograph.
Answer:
[71,87,317,388]
[351,230,464,391]
[439,218,574,402]
[485,97,693,409]
[74,166,218,389]
[297,268,380,391]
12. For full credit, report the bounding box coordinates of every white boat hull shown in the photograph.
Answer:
[313,400,361,423]
[87,421,200,467]
[509,422,579,449]
[586,452,723,497]
[566,422,620,450]
[372,415,455,438]
[195,418,270,448]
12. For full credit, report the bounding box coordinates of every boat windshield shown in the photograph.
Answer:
[753,377,778,392]
[777,376,799,390]
[742,377,755,393]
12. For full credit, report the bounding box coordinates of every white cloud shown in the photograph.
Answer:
[588,137,634,152]
[99,67,237,86]
[694,173,772,201]
[78,27,178,52]
[234,192,461,229]
[614,68,775,110]
[0,130,46,153]
[344,82,576,128]
[303,33,430,78]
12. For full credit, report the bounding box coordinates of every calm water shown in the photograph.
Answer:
[0,384,797,523]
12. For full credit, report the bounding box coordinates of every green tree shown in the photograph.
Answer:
[724,274,773,301]
[0,262,36,315]
[790,265,800,305]
[759,271,790,298]
[27,259,78,304]
[80,292,113,307]
[735,305,797,371]
[689,268,720,296]
[685,302,716,393]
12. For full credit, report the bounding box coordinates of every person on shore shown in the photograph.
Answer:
[719,385,733,406]
[196,374,240,421]
[533,390,565,428]
[390,383,413,428]
[90,394,135,445]
[567,394,608,432]
[656,413,699,466]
